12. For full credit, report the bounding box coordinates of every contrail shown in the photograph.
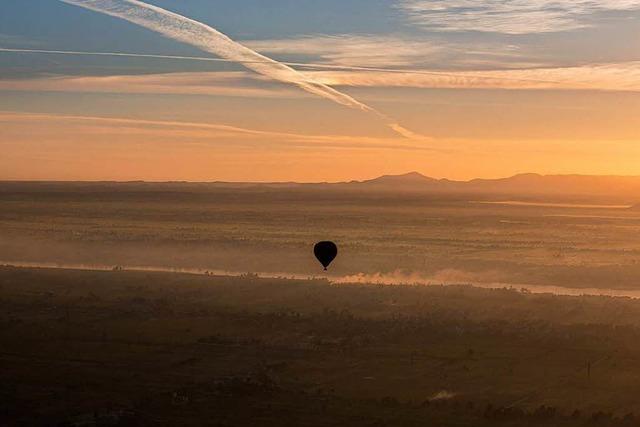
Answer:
[0,47,240,64]
[0,47,575,86]
[57,0,421,139]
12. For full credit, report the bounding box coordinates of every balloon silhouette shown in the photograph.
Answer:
[314,241,338,270]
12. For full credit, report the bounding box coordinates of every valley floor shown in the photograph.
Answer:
[3,267,640,426]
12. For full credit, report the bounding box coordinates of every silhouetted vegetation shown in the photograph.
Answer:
[4,267,640,426]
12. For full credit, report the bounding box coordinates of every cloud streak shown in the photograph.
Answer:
[1,47,598,89]
[0,71,300,99]
[244,35,545,70]
[0,111,438,151]
[308,62,640,92]
[245,35,443,68]
[398,0,640,34]
[57,0,420,139]
[3,49,638,92]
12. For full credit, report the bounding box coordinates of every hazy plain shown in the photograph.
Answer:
[4,182,640,425]
[2,182,640,291]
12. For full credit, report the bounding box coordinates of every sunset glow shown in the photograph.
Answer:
[1,0,638,181]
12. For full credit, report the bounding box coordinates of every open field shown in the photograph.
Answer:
[4,182,640,425]
[5,266,640,426]
[2,183,640,290]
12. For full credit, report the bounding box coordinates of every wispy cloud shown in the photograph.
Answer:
[0,47,547,80]
[0,47,243,64]
[0,71,301,99]
[0,111,332,140]
[398,0,640,34]
[58,0,421,139]
[244,35,550,70]
[308,62,640,92]
[0,111,437,151]
[2,50,637,93]
[245,34,443,68]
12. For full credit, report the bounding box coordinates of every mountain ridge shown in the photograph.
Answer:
[3,172,640,201]
[5,172,640,185]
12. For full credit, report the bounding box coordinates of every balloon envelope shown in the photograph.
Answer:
[314,241,338,270]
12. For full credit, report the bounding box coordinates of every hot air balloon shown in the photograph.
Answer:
[314,241,338,270]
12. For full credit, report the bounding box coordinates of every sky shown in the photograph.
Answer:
[0,0,639,182]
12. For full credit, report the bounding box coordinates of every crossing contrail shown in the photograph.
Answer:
[0,47,573,86]
[57,0,422,139]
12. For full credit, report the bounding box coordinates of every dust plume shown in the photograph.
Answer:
[333,269,508,286]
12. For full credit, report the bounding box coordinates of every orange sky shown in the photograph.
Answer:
[0,1,639,181]
[1,105,639,182]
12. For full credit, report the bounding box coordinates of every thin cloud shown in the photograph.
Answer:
[244,35,541,70]
[0,71,301,99]
[306,61,640,92]
[0,47,599,89]
[0,111,439,151]
[0,111,341,140]
[245,35,443,68]
[57,0,421,139]
[3,48,638,92]
[398,0,640,34]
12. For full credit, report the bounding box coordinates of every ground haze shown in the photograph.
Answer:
[3,177,640,426]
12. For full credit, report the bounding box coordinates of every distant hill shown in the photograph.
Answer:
[359,172,438,188]
[344,172,640,201]
[3,172,640,202]
[463,174,640,197]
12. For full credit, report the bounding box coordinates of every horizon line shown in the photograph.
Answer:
[3,171,640,186]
